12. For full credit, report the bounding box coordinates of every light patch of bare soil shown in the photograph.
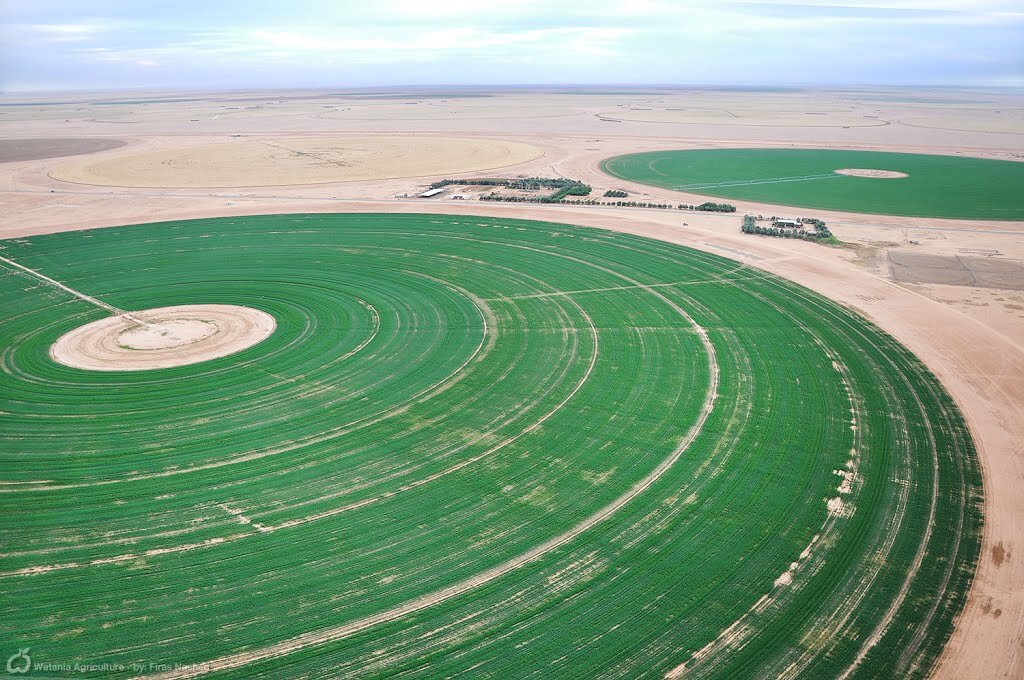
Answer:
[49,136,543,188]
[118,319,218,349]
[50,304,275,370]
[888,250,1024,289]
[834,168,909,178]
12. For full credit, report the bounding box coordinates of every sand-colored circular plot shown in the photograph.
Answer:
[834,168,908,178]
[49,136,544,188]
[51,304,275,370]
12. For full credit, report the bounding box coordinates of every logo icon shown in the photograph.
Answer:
[6,649,30,674]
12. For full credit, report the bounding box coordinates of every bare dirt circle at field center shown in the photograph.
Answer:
[834,168,909,178]
[48,135,545,188]
[50,304,276,370]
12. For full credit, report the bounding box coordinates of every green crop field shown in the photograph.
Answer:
[600,148,1024,219]
[0,214,981,678]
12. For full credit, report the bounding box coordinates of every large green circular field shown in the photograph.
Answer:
[0,214,981,679]
[601,148,1024,219]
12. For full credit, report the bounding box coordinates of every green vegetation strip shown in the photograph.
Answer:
[0,214,981,678]
[600,148,1024,219]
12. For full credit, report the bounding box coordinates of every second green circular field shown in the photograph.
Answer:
[600,148,1024,219]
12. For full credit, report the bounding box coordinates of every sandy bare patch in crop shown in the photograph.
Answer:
[49,136,543,188]
[51,304,275,370]
[834,168,909,178]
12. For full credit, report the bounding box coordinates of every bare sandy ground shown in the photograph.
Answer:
[835,168,909,178]
[1,86,1022,678]
[597,108,886,127]
[49,136,543,188]
[50,304,276,370]
[901,115,1024,135]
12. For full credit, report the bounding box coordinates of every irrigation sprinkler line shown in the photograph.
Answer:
[673,173,844,191]
[0,253,148,326]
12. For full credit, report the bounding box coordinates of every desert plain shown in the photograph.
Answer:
[1,86,1022,678]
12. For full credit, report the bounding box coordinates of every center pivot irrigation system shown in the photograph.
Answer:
[0,213,981,679]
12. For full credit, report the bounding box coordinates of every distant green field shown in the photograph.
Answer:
[601,148,1024,219]
[0,214,981,678]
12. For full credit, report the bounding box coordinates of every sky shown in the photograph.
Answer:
[3,0,1023,92]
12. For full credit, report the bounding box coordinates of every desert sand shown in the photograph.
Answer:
[1,86,1021,678]
[49,135,543,188]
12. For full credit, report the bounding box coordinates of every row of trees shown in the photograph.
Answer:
[507,177,583,191]
[604,189,629,198]
[607,200,676,209]
[428,178,507,189]
[588,200,736,212]
[478,195,741,213]
[428,177,588,191]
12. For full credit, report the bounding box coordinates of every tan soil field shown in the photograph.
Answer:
[900,114,1024,135]
[50,304,276,370]
[49,135,543,188]
[889,251,1024,289]
[597,108,886,127]
[1,86,1022,679]
[0,137,126,163]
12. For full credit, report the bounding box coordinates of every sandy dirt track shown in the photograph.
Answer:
[1,86,1022,678]
[50,304,276,370]
[49,135,543,188]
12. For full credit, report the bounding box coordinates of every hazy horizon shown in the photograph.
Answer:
[3,0,1023,93]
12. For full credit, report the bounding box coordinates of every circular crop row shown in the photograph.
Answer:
[601,148,1024,220]
[0,214,981,678]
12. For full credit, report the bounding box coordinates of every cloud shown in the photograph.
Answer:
[2,0,1021,90]
[239,26,632,58]
[15,22,110,42]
